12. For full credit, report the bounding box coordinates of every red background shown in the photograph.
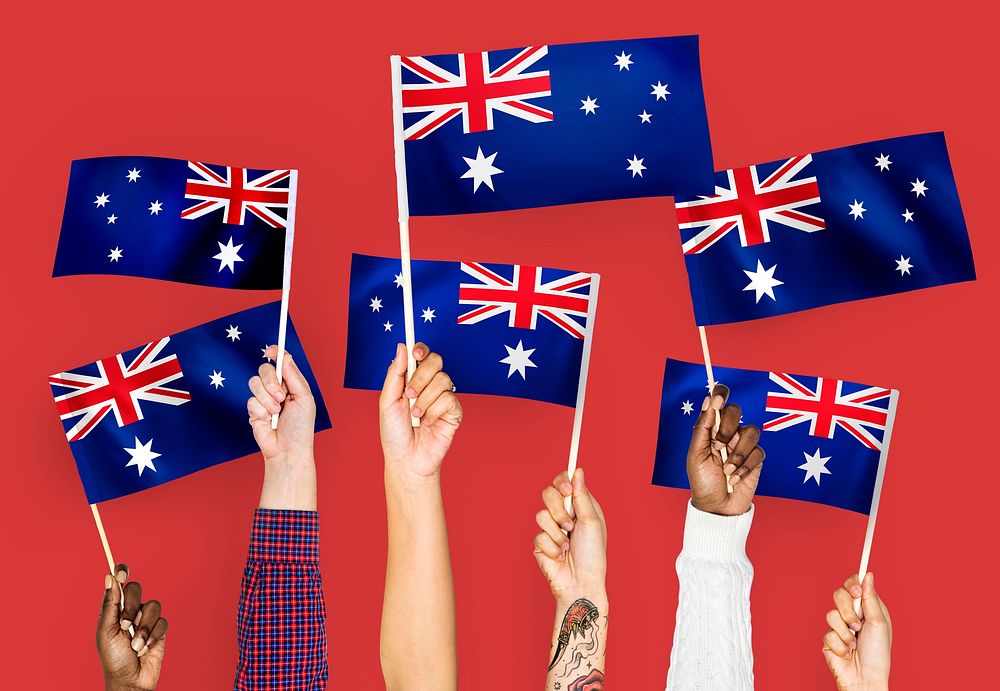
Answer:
[2,1,995,688]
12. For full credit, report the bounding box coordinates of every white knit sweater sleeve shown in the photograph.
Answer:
[665,501,755,691]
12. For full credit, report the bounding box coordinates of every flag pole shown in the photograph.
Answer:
[390,55,419,427]
[853,389,899,615]
[564,274,601,513]
[697,326,732,492]
[271,169,298,430]
[90,503,133,634]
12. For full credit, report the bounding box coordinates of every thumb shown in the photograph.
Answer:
[571,468,600,523]
[280,351,312,398]
[99,573,122,638]
[860,572,886,625]
[379,344,407,411]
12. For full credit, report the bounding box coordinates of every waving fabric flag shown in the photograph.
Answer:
[345,254,596,407]
[652,359,899,514]
[49,302,331,503]
[676,132,976,325]
[54,156,295,289]
[394,35,714,215]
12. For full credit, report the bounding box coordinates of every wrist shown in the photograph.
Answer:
[554,588,608,611]
[259,452,317,511]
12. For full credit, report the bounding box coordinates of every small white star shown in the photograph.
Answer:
[651,81,671,101]
[393,273,404,288]
[262,346,273,362]
[613,51,633,71]
[895,255,913,276]
[580,96,599,115]
[108,247,123,262]
[500,340,537,380]
[421,307,436,323]
[94,193,110,208]
[107,214,118,224]
[875,153,892,171]
[124,437,160,477]
[461,147,503,192]
[799,448,832,485]
[848,200,866,220]
[638,110,652,123]
[911,178,928,197]
[213,236,244,273]
[626,155,646,178]
[370,297,383,312]
[902,209,914,222]
[743,260,783,303]
[126,168,141,182]
[681,400,694,415]
[225,325,241,342]
[383,320,394,332]
[148,200,163,215]
[209,370,225,389]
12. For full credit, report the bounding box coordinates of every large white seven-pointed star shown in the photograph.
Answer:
[650,81,671,100]
[580,96,599,114]
[393,273,404,288]
[422,307,436,323]
[226,324,241,341]
[108,247,123,262]
[500,340,537,380]
[148,200,163,215]
[638,110,652,123]
[125,437,160,477]
[848,199,866,220]
[126,168,141,182]
[626,155,646,178]
[370,297,383,312]
[209,370,225,389]
[461,147,503,192]
[895,255,913,276]
[875,153,892,171]
[613,51,633,71]
[94,193,110,208]
[911,178,928,197]
[213,237,244,273]
[798,448,832,485]
[681,400,694,415]
[902,209,914,223]
[743,260,783,303]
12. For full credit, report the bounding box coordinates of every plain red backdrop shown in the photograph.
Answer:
[2,1,995,688]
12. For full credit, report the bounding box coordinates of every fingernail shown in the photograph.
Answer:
[405,387,417,399]
[116,570,128,584]
[723,463,736,475]
[851,586,862,598]
[411,406,423,417]
[138,644,149,658]
[273,389,285,401]
[558,552,565,561]
[712,394,724,409]
[105,574,113,589]
[729,474,742,486]
[850,622,862,632]
[560,483,572,495]
[849,639,857,650]
[120,620,132,631]
[562,542,569,551]
[701,396,710,411]
[131,636,145,652]
[562,522,574,532]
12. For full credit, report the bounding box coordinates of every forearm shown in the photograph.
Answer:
[545,591,609,690]
[380,469,456,691]
[666,502,754,691]
[258,452,317,511]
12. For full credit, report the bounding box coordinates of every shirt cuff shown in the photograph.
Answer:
[681,500,753,562]
[248,509,320,564]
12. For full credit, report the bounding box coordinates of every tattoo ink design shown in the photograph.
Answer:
[568,668,605,691]
[548,598,600,671]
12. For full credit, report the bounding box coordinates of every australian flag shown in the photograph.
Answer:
[54,156,294,289]
[345,254,596,407]
[49,302,331,503]
[676,132,976,325]
[396,35,714,215]
[652,359,899,514]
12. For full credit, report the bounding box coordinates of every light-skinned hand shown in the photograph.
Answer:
[247,345,316,464]
[823,572,892,691]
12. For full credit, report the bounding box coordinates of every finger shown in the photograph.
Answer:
[132,599,161,653]
[248,375,281,415]
[716,402,742,445]
[257,362,287,404]
[99,571,123,636]
[139,617,169,658]
[405,351,443,399]
[535,509,569,550]
[533,531,565,561]
[280,351,312,398]
[710,383,731,409]
[552,471,572,498]
[247,397,270,423]
[833,586,863,632]
[823,629,851,659]
[412,341,429,362]
[422,391,461,426]
[825,609,856,650]
[860,572,887,625]
[688,399,716,458]
[412,370,453,418]
[120,581,142,631]
[571,468,601,526]
[379,344,407,410]
[843,574,863,600]
[729,446,765,487]
[542,485,574,531]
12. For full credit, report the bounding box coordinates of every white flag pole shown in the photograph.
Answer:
[698,325,731,492]
[271,169,298,429]
[564,274,601,513]
[853,389,899,615]
[90,503,133,634]
[390,55,419,427]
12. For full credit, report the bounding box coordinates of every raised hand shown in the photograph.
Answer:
[823,573,892,691]
[687,384,765,516]
[97,564,167,691]
[247,345,316,464]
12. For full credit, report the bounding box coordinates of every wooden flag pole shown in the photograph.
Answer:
[390,55,420,428]
[564,274,601,514]
[697,326,732,493]
[853,389,899,615]
[271,169,299,430]
[90,503,133,634]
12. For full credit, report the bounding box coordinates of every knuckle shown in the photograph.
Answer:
[426,352,443,369]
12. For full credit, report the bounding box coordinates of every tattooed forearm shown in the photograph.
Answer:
[548,598,600,670]
[546,597,606,690]
[567,668,605,690]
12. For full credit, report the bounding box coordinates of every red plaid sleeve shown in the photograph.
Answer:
[235,509,328,690]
